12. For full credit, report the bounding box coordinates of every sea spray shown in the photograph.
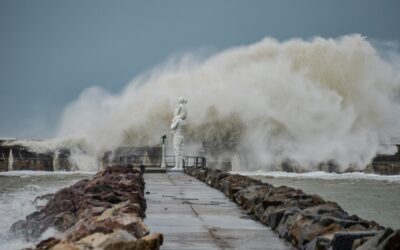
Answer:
[52,150,60,171]
[8,149,14,171]
[15,35,400,171]
[0,172,93,249]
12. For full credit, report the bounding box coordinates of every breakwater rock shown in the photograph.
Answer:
[10,165,163,250]
[185,167,400,250]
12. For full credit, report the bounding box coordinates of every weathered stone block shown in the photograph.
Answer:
[331,231,379,250]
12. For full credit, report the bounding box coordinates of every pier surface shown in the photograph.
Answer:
[144,173,292,250]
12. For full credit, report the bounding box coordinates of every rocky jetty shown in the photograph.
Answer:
[185,167,400,250]
[10,165,163,250]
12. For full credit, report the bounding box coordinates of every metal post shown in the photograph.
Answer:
[161,134,167,169]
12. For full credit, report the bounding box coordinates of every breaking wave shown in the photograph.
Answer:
[233,171,400,183]
[22,35,400,171]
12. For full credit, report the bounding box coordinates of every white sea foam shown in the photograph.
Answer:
[9,35,400,171]
[233,171,400,183]
[0,170,96,177]
[3,138,83,154]
[0,174,90,249]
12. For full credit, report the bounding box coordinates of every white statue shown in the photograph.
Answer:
[170,97,188,169]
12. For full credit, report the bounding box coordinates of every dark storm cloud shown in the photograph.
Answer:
[0,0,399,138]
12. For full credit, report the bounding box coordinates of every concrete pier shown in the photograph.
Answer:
[144,173,292,250]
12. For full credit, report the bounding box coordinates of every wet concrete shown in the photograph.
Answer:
[144,173,292,250]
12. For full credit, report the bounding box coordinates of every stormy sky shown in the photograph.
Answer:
[0,0,399,138]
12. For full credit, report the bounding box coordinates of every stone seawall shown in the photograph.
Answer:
[10,165,163,250]
[185,167,400,250]
[0,142,73,172]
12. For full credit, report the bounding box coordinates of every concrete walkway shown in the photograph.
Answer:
[144,173,292,250]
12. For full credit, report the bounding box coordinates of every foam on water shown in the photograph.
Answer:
[0,170,96,177]
[0,185,59,249]
[0,173,92,249]
[234,170,400,183]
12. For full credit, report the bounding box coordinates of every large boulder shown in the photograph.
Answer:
[355,228,400,250]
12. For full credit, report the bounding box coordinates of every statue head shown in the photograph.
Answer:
[178,97,188,105]
[173,97,188,120]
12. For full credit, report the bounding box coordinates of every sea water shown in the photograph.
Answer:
[0,171,94,250]
[0,169,398,250]
[237,171,400,229]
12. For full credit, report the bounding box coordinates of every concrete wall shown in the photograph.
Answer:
[0,142,72,172]
[0,159,7,172]
[102,146,162,168]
